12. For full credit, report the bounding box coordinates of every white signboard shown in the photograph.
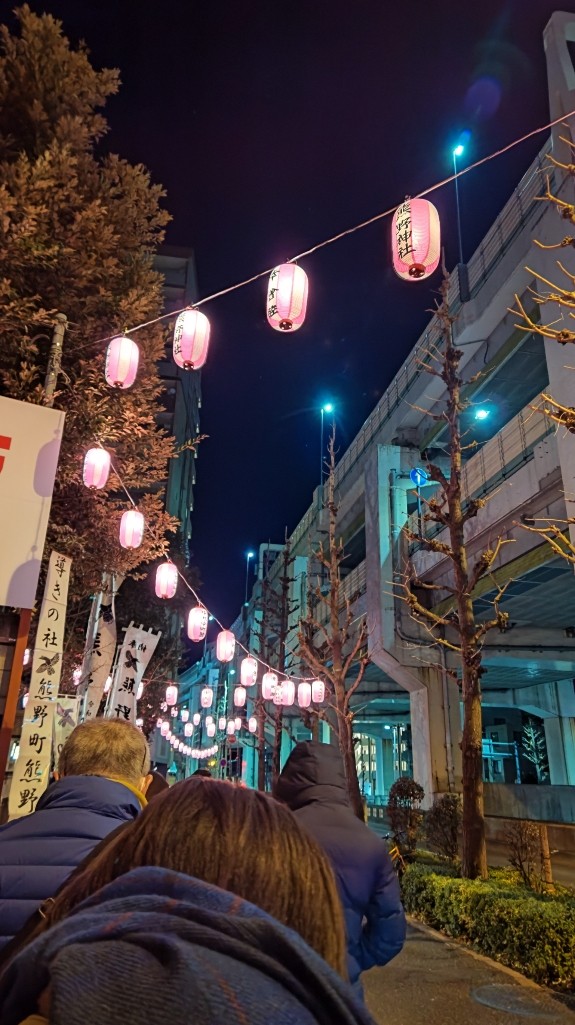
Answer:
[0,395,65,608]
[28,552,72,703]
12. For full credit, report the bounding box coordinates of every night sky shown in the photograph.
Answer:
[18,1,570,624]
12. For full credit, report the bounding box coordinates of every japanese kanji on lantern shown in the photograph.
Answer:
[173,309,210,370]
[266,264,308,332]
[391,198,440,281]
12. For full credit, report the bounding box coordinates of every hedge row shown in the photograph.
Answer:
[401,864,575,989]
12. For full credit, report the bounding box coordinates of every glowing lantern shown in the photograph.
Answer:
[173,309,210,370]
[227,720,235,736]
[200,687,213,709]
[188,605,208,642]
[105,335,139,389]
[216,630,235,662]
[281,680,295,707]
[155,561,178,599]
[136,718,143,729]
[72,668,81,687]
[312,679,325,703]
[136,681,144,701]
[184,722,193,737]
[234,716,242,730]
[160,721,170,737]
[205,715,213,725]
[391,198,440,281]
[262,671,278,701]
[267,264,308,332]
[248,716,257,733]
[178,742,184,753]
[240,656,258,687]
[193,712,201,726]
[171,736,178,747]
[181,709,189,722]
[166,683,178,707]
[233,686,246,707]
[22,692,29,709]
[272,686,282,705]
[298,682,311,708]
[119,509,144,549]
[218,716,227,730]
[170,707,178,718]
[206,722,216,738]
[156,718,163,728]
[83,448,111,490]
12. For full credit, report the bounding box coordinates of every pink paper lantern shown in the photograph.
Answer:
[184,722,193,737]
[83,448,111,490]
[227,720,235,736]
[312,679,325,703]
[119,509,144,549]
[156,718,163,728]
[267,264,309,332]
[188,605,208,642]
[280,680,295,707]
[216,629,235,662]
[173,309,210,370]
[206,722,216,738]
[160,721,170,736]
[155,561,178,599]
[105,335,139,389]
[262,671,278,701]
[234,716,242,731]
[240,656,258,687]
[178,742,184,753]
[166,683,178,706]
[272,686,282,706]
[193,712,201,726]
[201,686,213,708]
[248,716,257,733]
[218,716,227,730]
[205,715,213,725]
[181,709,189,722]
[298,682,312,708]
[391,199,440,281]
[233,685,246,707]
[170,707,178,717]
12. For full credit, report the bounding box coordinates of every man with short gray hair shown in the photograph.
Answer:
[0,718,152,949]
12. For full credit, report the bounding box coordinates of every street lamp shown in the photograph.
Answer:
[453,142,465,265]
[320,403,335,484]
[244,550,254,603]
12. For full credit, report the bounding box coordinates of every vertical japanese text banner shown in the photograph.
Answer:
[81,573,120,720]
[106,625,160,725]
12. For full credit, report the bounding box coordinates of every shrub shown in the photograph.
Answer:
[425,794,461,863]
[387,777,424,857]
[401,864,575,989]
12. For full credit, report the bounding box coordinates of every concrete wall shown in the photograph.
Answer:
[483,781,575,824]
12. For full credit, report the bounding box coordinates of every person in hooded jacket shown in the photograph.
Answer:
[275,740,406,990]
[0,718,151,950]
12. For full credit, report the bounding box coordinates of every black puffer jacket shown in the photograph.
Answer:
[276,742,406,986]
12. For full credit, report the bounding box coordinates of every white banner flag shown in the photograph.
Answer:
[0,395,65,608]
[106,624,161,725]
[8,701,55,820]
[28,552,72,703]
[81,574,120,720]
[53,697,80,762]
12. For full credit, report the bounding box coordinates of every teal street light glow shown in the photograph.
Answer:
[474,408,490,421]
[452,135,469,265]
[320,402,336,483]
[322,402,334,414]
[453,144,464,157]
[244,550,255,603]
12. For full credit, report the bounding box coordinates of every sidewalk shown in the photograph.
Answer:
[364,922,575,1025]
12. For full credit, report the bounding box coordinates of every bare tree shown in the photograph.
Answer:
[298,434,369,820]
[522,717,550,783]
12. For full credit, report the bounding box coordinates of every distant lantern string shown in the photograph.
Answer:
[75,108,575,353]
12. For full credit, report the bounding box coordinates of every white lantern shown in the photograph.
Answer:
[136,681,144,701]
[119,509,144,549]
[216,629,235,662]
[234,716,242,730]
[267,264,309,332]
[206,722,216,738]
[173,309,210,370]
[262,671,278,701]
[233,685,246,707]
[218,716,227,730]
[105,335,139,389]
[156,718,163,728]
[205,715,213,725]
[272,686,282,705]
[187,605,208,642]
[192,712,201,726]
[160,721,170,737]
[83,448,111,490]
[248,716,257,733]
[181,709,189,722]
[200,687,213,708]
[178,742,184,753]
[170,707,178,718]
[227,720,235,736]
[298,682,312,708]
[184,722,193,737]
[281,680,295,707]
[312,679,325,703]
[166,684,178,706]
[136,718,143,729]
[240,656,258,687]
[155,561,178,600]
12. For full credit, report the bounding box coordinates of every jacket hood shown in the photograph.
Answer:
[35,775,142,822]
[275,742,349,810]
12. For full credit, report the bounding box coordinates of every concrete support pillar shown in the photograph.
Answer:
[544,715,575,784]
[410,667,462,808]
[374,737,385,798]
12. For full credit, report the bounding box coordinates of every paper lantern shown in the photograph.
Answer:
[205,715,213,725]
[83,448,111,489]
[136,681,144,701]
[160,721,170,736]
[136,718,143,729]
[218,716,227,730]
[227,720,235,736]
[105,335,139,389]
[170,707,178,717]
[298,682,311,708]
[281,680,295,707]
[193,712,201,726]
[248,716,257,733]
[155,561,178,599]
[178,742,184,753]
[267,264,308,332]
[166,683,178,706]
[173,309,210,370]
[233,685,246,707]
[391,198,440,281]
[206,722,216,738]
[262,671,278,701]
[188,605,208,642]
[181,709,189,722]
[201,687,213,708]
[184,722,193,737]
[272,686,282,705]
[171,736,178,747]
[156,718,163,728]
[216,629,235,662]
[119,509,144,549]
[240,656,258,687]
[312,679,325,703]
[234,716,242,730]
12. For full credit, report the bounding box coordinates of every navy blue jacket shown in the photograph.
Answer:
[0,775,142,949]
[276,742,406,986]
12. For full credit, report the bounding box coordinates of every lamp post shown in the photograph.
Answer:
[244,550,254,604]
[320,403,334,484]
[453,143,465,266]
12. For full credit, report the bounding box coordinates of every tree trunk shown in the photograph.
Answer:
[461,671,487,878]
[271,704,283,790]
[256,695,266,791]
[539,823,554,889]
[339,717,364,820]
